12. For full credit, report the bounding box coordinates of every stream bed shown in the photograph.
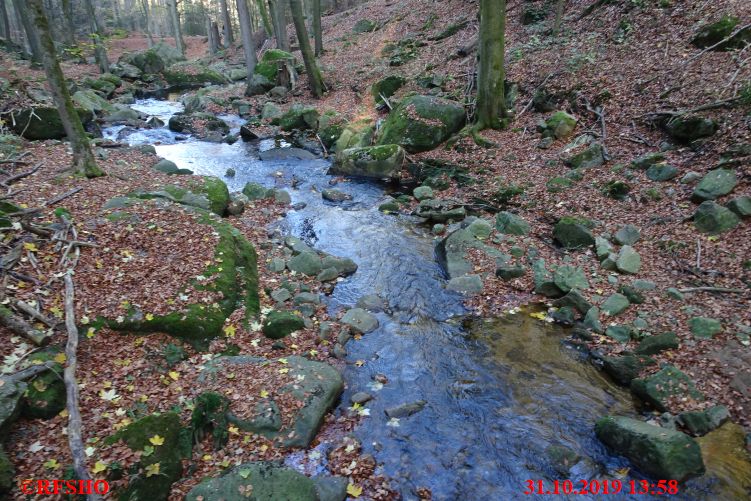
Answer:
[106,98,747,501]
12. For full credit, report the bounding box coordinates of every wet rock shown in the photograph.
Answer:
[376,95,466,153]
[553,289,591,315]
[356,294,387,313]
[595,416,705,481]
[694,201,740,234]
[287,251,323,276]
[692,169,737,202]
[447,274,483,294]
[262,311,305,339]
[385,400,427,418]
[601,293,630,316]
[153,159,193,175]
[416,198,466,223]
[583,307,603,333]
[330,144,405,180]
[351,392,373,405]
[677,405,729,436]
[602,354,656,386]
[616,245,641,274]
[317,267,339,282]
[553,216,595,249]
[495,211,529,235]
[341,308,379,334]
[321,189,351,202]
[631,365,704,412]
[688,316,722,339]
[378,201,400,213]
[604,324,634,342]
[273,104,319,131]
[539,111,577,140]
[634,332,679,355]
[259,147,317,162]
[545,445,581,477]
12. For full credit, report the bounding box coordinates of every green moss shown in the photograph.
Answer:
[0,445,13,495]
[275,104,320,131]
[334,119,374,152]
[22,348,66,419]
[377,95,466,153]
[198,177,230,216]
[254,50,296,81]
[691,15,751,50]
[191,392,229,450]
[10,107,94,140]
[371,75,406,104]
[163,63,227,86]
[262,311,305,339]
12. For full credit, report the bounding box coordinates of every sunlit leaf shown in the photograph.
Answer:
[346,483,363,498]
[149,435,165,446]
[145,463,160,477]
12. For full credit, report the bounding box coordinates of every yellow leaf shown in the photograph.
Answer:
[355,360,365,367]
[202,454,212,461]
[259,444,268,453]
[92,461,107,474]
[24,242,39,252]
[168,371,179,381]
[346,483,363,498]
[228,426,239,435]
[223,325,236,338]
[145,463,160,477]
[260,390,269,398]
[58,409,69,418]
[86,327,96,339]
[278,368,289,374]
[220,459,231,468]
[145,313,154,321]
[529,311,547,320]
[278,358,288,365]
[50,306,63,318]
[149,435,165,446]
[44,459,60,470]
[142,445,154,457]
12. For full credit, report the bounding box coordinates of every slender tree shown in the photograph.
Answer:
[60,0,76,46]
[269,0,289,51]
[475,0,507,130]
[219,0,233,47]
[236,0,257,84]
[168,0,185,55]
[111,0,122,28]
[289,0,324,97]
[312,0,322,56]
[255,0,272,35]
[83,0,109,73]
[27,0,104,177]
[553,0,565,36]
[207,17,219,53]
[141,0,155,46]
[11,0,42,63]
[0,0,10,40]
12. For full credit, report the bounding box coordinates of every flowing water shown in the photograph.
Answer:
[105,99,749,501]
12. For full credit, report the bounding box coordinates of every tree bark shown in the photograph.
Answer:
[28,0,105,178]
[111,0,122,28]
[82,0,109,73]
[60,0,76,46]
[168,0,185,55]
[141,0,155,46]
[312,0,321,56]
[236,0,257,83]
[269,0,289,51]
[553,0,565,36]
[289,0,324,97]
[475,0,507,130]
[207,17,219,53]
[255,0,272,35]
[11,0,42,63]
[0,0,11,40]
[219,0,233,47]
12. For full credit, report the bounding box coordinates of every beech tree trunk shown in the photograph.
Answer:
[111,0,121,28]
[256,0,272,35]
[27,0,104,178]
[0,0,9,41]
[553,0,565,36]
[269,0,289,51]
[83,0,110,73]
[11,0,42,63]
[312,0,322,56]
[236,0,257,83]
[219,0,233,47]
[207,17,219,53]
[60,0,76,46]
[289,0,324,97]
[475,0,507,130]
[168,0,185,55]
[141,0,155,46]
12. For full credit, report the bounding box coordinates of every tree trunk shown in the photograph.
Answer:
[207,17,219,53]
[289,0,324,97]
[60,0,76,45]
[553,0,565,36]
[27,0,104,178]
[255,0,272,35]
[141,0,155,46]
[269,0,289,51]
[168,0,185,55]
[475,0,507,130]
[83,0,109,73]
[219,0,233,47]
[312,0,321,56]
[236,0,257,84]
[11,0,42,63]
[0,0,10,40]
[112,0,122,28]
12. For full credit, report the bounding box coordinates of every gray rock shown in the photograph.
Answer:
[726,196,751,218]
[268,258,286,273]
[0,378,26,436]
[350,392,373,405]
[666,287,684,300]
[605,324,634,342]
[688,317,722,339]
[287,251,323,276]
[614,225,641,246]
[595,236,614,261]
[601,293,631,316]
[692,169,737,202]
[466,219,492,240]
[680,171,702,184]
[646,164,679,182]
[271,288,292,303]
[677,405,729,436]
[616,245,641,274]
[293,293,320,305]
[553,217,594,249]
[553,265,588,293]
[355,294,387,313]
[447,274,483,294]
[416,199,466,223]
[693,201,740,234]
[329,145,405,179]
[385,400,427,418]
[495,211,530,235]
[496,264,526,281]
[260,147,317,162]
[341,308,379,334]
[321,189,351,202]
[317,267,339,282]
[413,186,434,201]
[583,307,603,333]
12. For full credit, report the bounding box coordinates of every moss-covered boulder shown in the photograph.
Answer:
[563,142,604,169]
[664,115,718,143]
[553,216,595,249]
[694,201,740,234]
[262,311,305,339]
[119,48,165,74]
[191,392,230,450]
[273,104,320,131]
[9,107,94,140]
[0,377,25,436]
[353,19,378,33]
[254,49,297,81]
[371,75,406,104]
[330,144,405,179]
[132,177,230,216]
[691,15,751,50]
[22,349,66,419]
[602,354,656,386]
[631,365,704,412]
[163,62,228,86]
[243,182,274,200]
[200,356,343,448]
[167,112,230,137]
[692,168,737,202]
[245,73,274,96]
[334,119,374,152]
[153,159,193,175]
[634,332,679,355]
[186,462,347,501]
[595,416,705,481]
[539,111,577,139]
[152,41,185,66]
[105,204,258,349]
[72,89,116,114]
[106,412,186,501]
[377,95,466,153]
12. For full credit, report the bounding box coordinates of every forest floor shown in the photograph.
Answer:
[0,0,750,499]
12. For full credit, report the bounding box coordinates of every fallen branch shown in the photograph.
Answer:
[518,72,559,117]
[1,162,42,186]
[14,300,58,328]
[6,361,58,384]
[63,271,101,501]
[0,304,50,345]
[678,286,747,294]
[44,186,83,206]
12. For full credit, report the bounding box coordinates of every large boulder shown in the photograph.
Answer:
[334,119,374,152]
[151,41,186,66]
[553,216,595,249]
[694,201,740,234]
[329,144,405,179]
[132,177,230,216]
[254,49,297,81]
[377,95,466,152]
[415,198,466,223]
[72,89,116,114]
[595,416,705,481]
[167,112,230,138]
[539,111,577,139]
[692,168,737,202]
[371,75,406,104]
[162,62,227,86]
[0,377,26,436]
[9,107,93,140]
[21,349,66,419]
[119,48,165,74]
[200,356,343,447]
[664,115,718,143]
[186,462,347,501]
[245,74,274,96]
[273,104,320,131]
[631,365,704,412]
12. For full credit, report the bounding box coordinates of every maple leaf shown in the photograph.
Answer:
[223,325,236,338]
[145,313,154,321]
[99,389,120,402]
[145,463,160,477]
[92,461,107,474]
[260,390,269,398]
[168,371,179,381]
[23,242,39,252]
[43,458,60,470]
[228,426,239,435]
[346,483,363,498]
[149,435,165,446]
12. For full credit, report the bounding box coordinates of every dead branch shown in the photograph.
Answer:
[44,187,83,206]
[0,304,50,345]
[1,162,42,186]
[6,361,58,384]
[678,286,747,294]
[14,300,58,328]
